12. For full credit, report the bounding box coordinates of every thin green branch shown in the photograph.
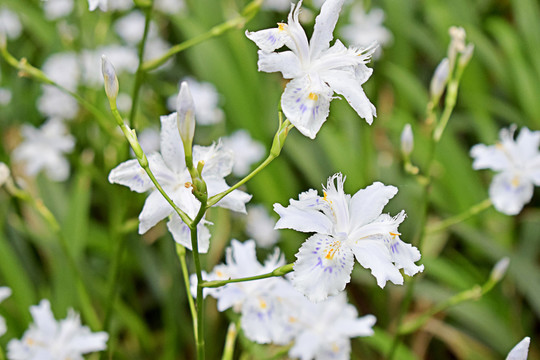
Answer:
[221,322,238,360]
[129,0,154,129]
[190,204,207,360]
[427,198,492,235]
[140,0,263,72]
[201,263,294,288]
[176,244,198,345]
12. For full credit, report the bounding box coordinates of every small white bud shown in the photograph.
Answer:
[177,81,196,152]
[430,58,450,99]
[101,55,119,101]
[400,124,414,157]
[490,257,510,282]
[459,43,475,67]
[0,162,10,186]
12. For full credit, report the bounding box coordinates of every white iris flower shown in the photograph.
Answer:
[108,114,251,252]
[274,173,423,301]
[246,0,376,139]
[7,299,108,360]
[0,287,11,337]
[470,126,540,215]
[506,337,530,360]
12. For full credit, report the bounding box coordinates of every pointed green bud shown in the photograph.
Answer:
[400,124,414,157]
[177,81,195,160]
[430,57,449,100]
[101,55,119,102]
[459,43,474,67]
[270,118,292,157]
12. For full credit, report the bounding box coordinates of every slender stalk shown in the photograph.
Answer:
[0,45,113,133]
[176,244,198,345]
[129,0,154,129]
[202,263,294,288]
[427,198,492,235]
[190,204,207,360]
[5,182,101,330]
[0,345,5,360]
[221,323,238,360]
[141,0,263,72]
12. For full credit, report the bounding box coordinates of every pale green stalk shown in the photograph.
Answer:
[398,261,505,335]
[0,344,5,360]
[202,263,294,289]
[141,0,263,72]
[427,198,492,234]
[388,45,474,359]
[190,205,207,360]
[4,180,101,330]
[221,323,238,360]
[176,244,198,345]
[0,44,113,133]
[129,0,154,129]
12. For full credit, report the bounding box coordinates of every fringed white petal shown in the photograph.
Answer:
[489,172,533,215]
[245,27,290,53]
[351,239,403,288]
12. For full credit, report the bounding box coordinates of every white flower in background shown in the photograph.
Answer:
[154,0,184,14]
[205,239,298,345]
[114,11,157,46]
[289,292,376,360]
[0,163,11,186]
[222,130,265,177]
[246,205,280,248]
[7,299,108,360]
[262,0,291,12]
[400,123,414,157]
[0,287,11,337]
[0,7,22,40]
[107,0,133,11]
[167,77,224,125]
[13,118,75,182]
[42,52,80,91]
[0,71,11,106]
[274,173,423,301]
[37,87,79,120]
[246,0,376,139]
[42,0,74,20]
[88,0,107,11]
[108,113,251,252]
[470,126,540,215]
[340,6,392,59]
[506,337,530,360]
[137,127,160,154]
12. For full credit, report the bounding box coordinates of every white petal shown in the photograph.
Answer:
[351,239,403,288]
[339,314,376,338]
[323,69,376,125]
[160,113,186,173]
[108,159,153,193]
[138,190,174,234]
[167,215,211,253]
[388,235,424,277]
[516,127,540,160]
[195,142,234,178]
[470,143,510,171]
[292,234,355,302]
[490,172,534,215]
[349,182,398,231]
[506,337,530,360]
[281,75,333,139]
[310,0,345,59]
[31,300,57,334]
[205,177,251,213]
[245,27,290,53]
[0,287,11,303]
[273,198,333,235]
[0,316,5,337]
[257,50,301,79]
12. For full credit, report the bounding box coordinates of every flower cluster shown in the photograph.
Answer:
[198,240,376,359]
[274,173,424,301]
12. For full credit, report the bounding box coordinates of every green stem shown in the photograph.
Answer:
[140,0,263,72]
[0,45,113,133]
[426,198,492,235]
[190,204,207,360]
[221,322,238,360]
[129,0,154,129]
[202,263,294,288]
[207,118,292,208]
[398,270,502,335]
[176,244,198,345]
[0,345,5,360]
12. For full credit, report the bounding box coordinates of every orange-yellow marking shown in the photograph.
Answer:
[185,182,192,188]
[512,177,520,187]
[278,23,286,31]
[390,232,401,238]
[308,92,318,101]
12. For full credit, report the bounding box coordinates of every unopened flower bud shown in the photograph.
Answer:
[490,257,510,282]
[177,81,195,156]
[0,162,10,186]
[400,124,414,157]
[430,58,450,100]
[459,43,474,67]
[101,55,119,102]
